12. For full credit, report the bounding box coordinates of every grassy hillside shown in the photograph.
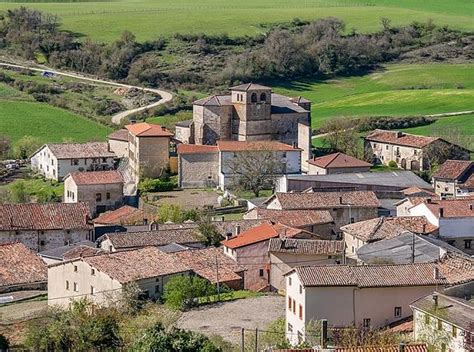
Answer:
[0,0,472,42]
[273,63,474,128]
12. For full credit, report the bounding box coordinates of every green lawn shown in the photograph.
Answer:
[147,111,193,130]
[273,63,474,128]
[0,177,64,202]
[0,0,472,42]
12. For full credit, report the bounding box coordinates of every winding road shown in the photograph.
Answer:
[0,61,173,124]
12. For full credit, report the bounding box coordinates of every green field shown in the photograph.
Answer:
[273,63,474,128]
[0,0,472,42]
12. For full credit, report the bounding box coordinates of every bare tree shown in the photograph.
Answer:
[322,118,363,158]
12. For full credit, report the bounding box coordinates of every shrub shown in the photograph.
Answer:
[388,160,398,168]
[163,275,215,311]
[138,178,176,193]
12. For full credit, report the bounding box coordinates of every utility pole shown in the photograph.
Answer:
[215,253,221,301]
[241,328,245,352]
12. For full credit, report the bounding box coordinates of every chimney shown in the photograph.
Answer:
[225,233,232,241]
[427,198,432,204]
[433,267,440,280]
[432,293,438,306]
[313,155,316,161]
[161,126,166,131]
[439,207,444,218]
[470,204,473,211]
[292,142,297,149]
[396,131,404,138]
[234,225,241,236]
[422,223,426,233]
[398,343,406,352]
[339,196,343,204]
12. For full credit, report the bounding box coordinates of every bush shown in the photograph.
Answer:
[138,178,176,193]
[388,160,398,168]
[163,275,215,311]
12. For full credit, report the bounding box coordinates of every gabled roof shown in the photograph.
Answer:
[267,191,380,210]
[193,95,232,106]
[66,171,123,185]
[107,129,129,142]
[290,263,447,288]
[125,122,173,137]
[217,140,301,152]
[436,252,474,286]
[334,344,427,352]
[410,293,473,331]
[0,243,47,288]
[39,240,98,261]
[82,247,190,284]
[93,205,146,225]
[249,209,334,228]
[0,202,91,231]
[268,238,344,255]
[401,186,437,197]
[433,160,472,180]
[420,198,474,218]
[340,216,437,242]
[308,152,372,169]
[365,130,439,148]
[36,142,115,159]
[229,83,271,91]
[177,144,219,155]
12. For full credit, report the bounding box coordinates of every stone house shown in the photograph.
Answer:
[264,191,380,235]
[284,263,447,345]
[107,129,130,159]
[341,216,438,262]
[268,238,344,293]
[411,292,473,352]
[221,222,322,291]
[47,247,192,307]
[364,130,470,171]
[0,242,47,293]
[0,202,93,252]
[63,171,124,216]
[175,83,312,172]
[307,152,372,175]
[31,142,116,181]
[432,160,473,199]
[177,140,302,190]
[407,198,474,255]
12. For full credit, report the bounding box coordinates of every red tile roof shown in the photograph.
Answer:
[62,246,103,261]
[217,140,301,152]
[0,202,91,231]
[308,152,371,169]
[177,144,219,155]
[401,186,437,197]
[365,130,438,148]
[422,198,474,218]
[83,247,190,284]
[250,209,334,227]
[93,205,146,225]
[68,171,123,185]
[125,122,173,137]
[269,238,344,255]
[0,243,47,288]
[437,252,474,286]
[44,142,115,159]
[107,129,129,142]
[333,344,427,352]
[292,263,447,288]
[433,160,472,180]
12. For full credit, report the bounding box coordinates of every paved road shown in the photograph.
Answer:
[0,61,173,124]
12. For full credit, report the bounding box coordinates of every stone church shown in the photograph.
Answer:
[175,83,312,171]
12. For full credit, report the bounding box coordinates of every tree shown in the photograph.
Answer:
[198,219,222,247]
[13,135,41,160]
[157,204,200,223]
[163,275,215,311]
[8,180,29,203]
[321,118,363,158]
[225,144,285,197]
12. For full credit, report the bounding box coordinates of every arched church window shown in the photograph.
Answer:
[251,93,257,103]
[260,93,266,102]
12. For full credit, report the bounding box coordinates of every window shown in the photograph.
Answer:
[292,299,296,314]
[91,269,95,276]
[288,296,292,310]
[452,325,457,337]
[40,240,45,246]
[447,240,455,246]
[260,93,266,102]
[96,193,102,202]
[350,217,355,223]
[425,314,430,325]
[155,285,160,294]
[287,322,293,333]
[73,265,78,272]
[102,158,107,163]
[363,318,371,329]
[299,304,303,320]
[251,93,257,103]
[394,306,402,317]
[72,159,79,166]
[109,245,113,252]
[299,285,302,294]
[351,246,355,253]
[73,282,78,292]
[106,192,111,200]
[288,277,292,286]
[386,145,389,150]
[282,152,287,158]
[90,286,95,295]
[259,269,264,277]
[414,150,417,155]
[66,280,69,290]
[464,239,472,249]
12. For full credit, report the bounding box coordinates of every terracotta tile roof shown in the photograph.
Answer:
[171,247,244,284]
[365,130,438,148]
[125,122,173,137]
[222,223,307,249]
[0,243,47,288]
[292,263,447,288]
[401,186,437,197]
[410,293,473,331]
[211,219,270,236]
[268,238,345,255]
[308,152,372,169]
[44,142,115,159]
[0,202,91,231]
[102,228,202,250]
[39,240,97,260]
[341,216,437,242]
[422,198,474,218]
[229,83,271,91]
[93,205,146,225]
[107,129,129,142]
[433,160,472,180]
[436,252,474,286]
[83,247,190,284]
[217,140,301,152]
[62,246,103,261]
[334,344,427,352]
[67,170,123,185]
[193,95,232,106]
[177,144,219,155]
[386,316,413,333]
[270,191,380,210]
[250,209,334,227]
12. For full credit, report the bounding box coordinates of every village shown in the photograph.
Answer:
[0,83,473,351]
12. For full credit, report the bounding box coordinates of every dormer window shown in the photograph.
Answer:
[260,93,267,102]
[251,93,257,103]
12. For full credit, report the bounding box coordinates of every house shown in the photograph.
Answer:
[407,198,474,255]
[278,171,432,194]
[171,247,245,290]
[125,122,174,181]
[63,171,124,216]
[31,142,116,181]
[264,191,380,233]
[0,242,47,293]
[0,202,93,252]
[222,222,321,290]
[284,263,447,345]
[411,292,473,352]
[38,240,101,265]
[107,129,129,158]
[244,208,334,236]
[364,130,470,171]
[93,205,151,227]
[432,160,473,199]
[268,238,345,292]
[174,83,312,171]
[307,152,372,175]
[341,216,438,262]
[47,247,192,307]
[177,140,302,190]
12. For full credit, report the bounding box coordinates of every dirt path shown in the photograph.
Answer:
[0,61,173,125]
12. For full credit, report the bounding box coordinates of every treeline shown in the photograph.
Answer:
[0,7,468,90]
